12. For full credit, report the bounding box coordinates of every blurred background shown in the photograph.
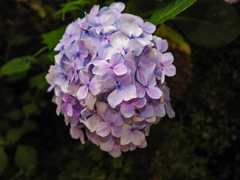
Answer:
[0,0,240,179]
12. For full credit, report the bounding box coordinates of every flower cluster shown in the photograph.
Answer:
[46,2,176,157]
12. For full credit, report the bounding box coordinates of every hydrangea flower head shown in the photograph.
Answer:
[46,2,176,157]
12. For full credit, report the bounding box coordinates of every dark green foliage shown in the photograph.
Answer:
[0,0,240,179]
[174,0,240,48]
[150,0,196,25]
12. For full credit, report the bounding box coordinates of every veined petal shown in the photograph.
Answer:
[140,103,154,119]
[113,63,127,76]
[100,136,114,151]
[141,22,156,34]
[111,126,122,137]
[162,52,174,65]
[110,31,129,49]
[120,103,135,118]
[163,64,176,77]
[66,103,73,117]
[85,115,100,132]
[130,130,145,146]
[146,86,162,99]
[77,85,88,99]
[96,122,110,137]
[108,89,124,108]
[121,84,137,101]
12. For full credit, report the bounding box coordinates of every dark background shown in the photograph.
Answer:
[0,0,240,179]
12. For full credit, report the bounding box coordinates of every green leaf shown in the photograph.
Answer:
[6,128,24,144]
[55,0,90,20]
[15,146,37,172]
[150,0,196,25]
[33,46,48,58]
[0,57,32,76]
[42,27,66,50]
[23,103,39,118]
[30,73,48,90]
[6,109,22,121]
[111,158,123,169]
[23,120,36,132]
[173,0,240,47]
[0,147,8,175]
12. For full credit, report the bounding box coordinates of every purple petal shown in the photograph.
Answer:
[120,103,135,118]
[113,63,127,76]
[70,126,85,144]
[121,84,137,101]
[100,136,114,152]
[89,76,101,95]
[110,31,129,49]
[84,115,100,132]
[141,22,156,34]
[154,103,166,117]
[111,126,122,137]
[130,130,145,146]
[109,144,121,158]
[113,113,124,126]
[77,85,88,99]
[163,64,176,77]
[120,125,132,145]
[108,89,124,108]
[66,103,73,117]
[90,5,99,16]
[85,92,96,110]
[135,82,146,98]
[134,98,147,109]
[140,103,154,119]
[162,52,174,65]
[96,122,111,137]
[79,70,89,84]
[86,130,100,145]
[92,60,111,75]
[104,109,117,122]
[146,86,162,99]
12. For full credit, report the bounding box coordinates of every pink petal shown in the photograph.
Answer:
[99,135,114,152]
[96,101,107,118]
[113,63,127,76]
[146,86,162,99]
[96,122,111,137]
[84,115,100,132]
[86,130,100,145]
[104,109,117,122]
[77,85,88,99]
[109,144,121,158]
[66,103,73,117]
[108,89,124,108]
[120,125,132,145]
[85,92,96,110]
[130,130,145,146]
